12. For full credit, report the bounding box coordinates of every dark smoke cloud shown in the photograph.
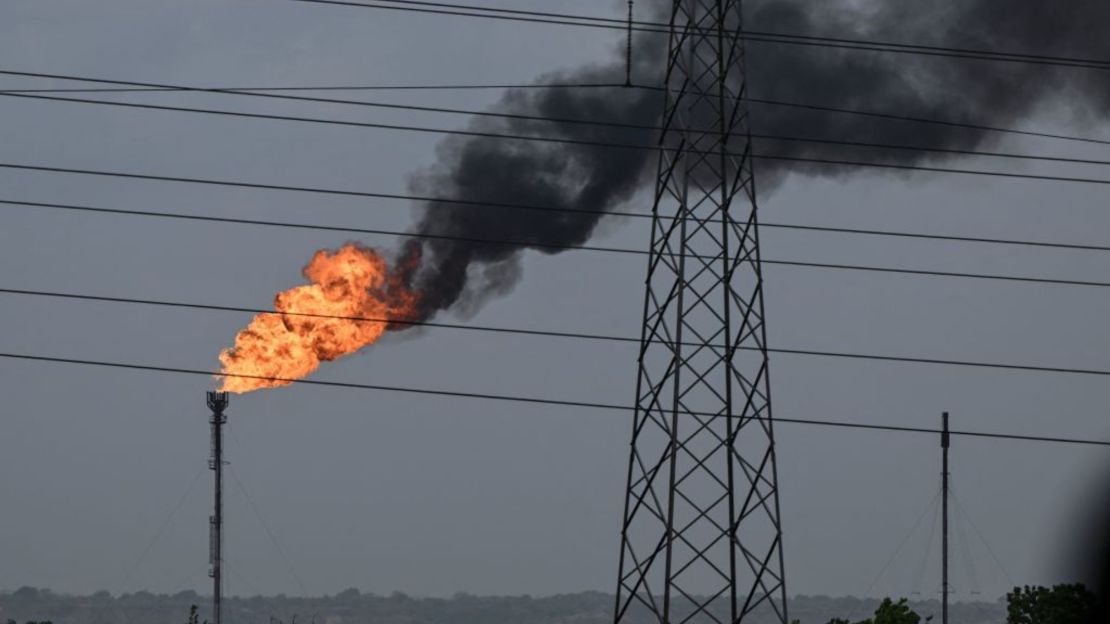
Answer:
[402,63,660,319]
[398,0,1110,321]
[743,0,1110,187]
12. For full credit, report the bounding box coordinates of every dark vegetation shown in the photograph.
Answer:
[0,584,1097,624]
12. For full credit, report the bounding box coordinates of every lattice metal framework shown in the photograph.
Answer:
[614,2,787,623]
[207,391,229,624]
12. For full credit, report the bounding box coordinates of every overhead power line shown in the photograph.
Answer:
[4,285,1110,380]
[765,258,1110,290]
[292,0,1110,72]
[1,351,1106,447]
[762,154,1110,187]
[744,96,1110,149]
[758,222,1110,254]
[0,82,633,94]
[4,168,1110,290]
[0,350,681,414]
[5,68,1108,148]
[7,196,1110,292]
[9,196,1110,256]
[7,89,1110,171]
[7,91,1110,187]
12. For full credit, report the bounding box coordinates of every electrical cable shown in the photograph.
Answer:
[0,83,632,93]
[745,96,1110,149]
[0,90,670,155]
[293,0,1110,72]
[7,166,1110,288]
[0,351,1108,447]
[10,196,1110,257]
[760,153,1110,187]
[0,71,662,131]
[2,110,1110,185]
[7,87,1110,189]
[766,257,1110,290]
[0,160,644,219]
[6,285,1110,380]
[3,3,1103,600]
[8,88,1110,171]
[4,68,1107,148]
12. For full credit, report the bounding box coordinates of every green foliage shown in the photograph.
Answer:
[1006,584,1098,624]
[873,598,920,624]
[185,604,208,624]
[826,597,921,624]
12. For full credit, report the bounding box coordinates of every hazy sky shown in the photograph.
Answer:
[2,0,1110,604]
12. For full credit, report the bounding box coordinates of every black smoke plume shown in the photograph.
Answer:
[402,64,660,319]
[397,0,1110,321]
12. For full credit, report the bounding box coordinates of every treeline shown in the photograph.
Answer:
[816,585,1100,624]
[0,584,1095,624]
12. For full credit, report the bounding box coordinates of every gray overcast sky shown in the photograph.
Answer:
[2,0,1110,603]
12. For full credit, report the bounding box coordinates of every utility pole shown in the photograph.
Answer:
[613,2,788,623]
[207,391,229,624]
[941,412,950,624]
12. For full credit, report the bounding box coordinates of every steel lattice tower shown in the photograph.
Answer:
[614,2,788,624]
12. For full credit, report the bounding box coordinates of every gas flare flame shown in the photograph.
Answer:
[217,243,418,393]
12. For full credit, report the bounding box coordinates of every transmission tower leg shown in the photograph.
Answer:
[613,2,788,623]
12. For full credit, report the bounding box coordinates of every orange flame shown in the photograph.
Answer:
[217,243,418,393]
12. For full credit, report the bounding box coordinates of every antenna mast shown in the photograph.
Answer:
[941,411,950,624]
[207,391,229,624]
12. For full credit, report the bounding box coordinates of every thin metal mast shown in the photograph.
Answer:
[613,1,788,623]
[207,391,229,624]
[625,0,635,87]
[941,412,950,624]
